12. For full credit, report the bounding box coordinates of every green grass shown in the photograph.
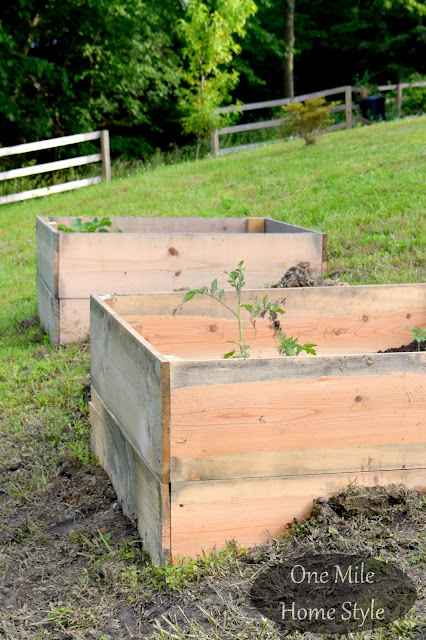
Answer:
[0,116,425,639]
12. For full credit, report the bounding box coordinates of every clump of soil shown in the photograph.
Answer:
[379,340,426,353]
[269,261,349,288]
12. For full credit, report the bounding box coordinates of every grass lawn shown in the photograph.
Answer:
[0,117,425,639]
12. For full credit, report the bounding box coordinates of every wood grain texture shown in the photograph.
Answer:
[171,352,426,387]
[58,232,324,299]
[246,218,265,233]
[106,282,423,319]
[36,216,58,295]
[37,275,59,348]
[90,295,169,482]
[169,373,426,481]
[51,216,249,233]
[170,469,426,559]
[90,396,170,563]
[123,306,426,359]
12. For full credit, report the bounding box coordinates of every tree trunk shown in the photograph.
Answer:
[195,134,201,160]
[283,0,295,98]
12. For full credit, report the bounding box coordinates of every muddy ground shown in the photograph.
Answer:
[1,457,425,639]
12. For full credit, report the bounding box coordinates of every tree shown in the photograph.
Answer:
[0,0,181,149]
[177,0,257,159]
[283,0,295,97]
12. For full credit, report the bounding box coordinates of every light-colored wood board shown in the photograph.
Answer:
[169,373,426,480]
[246,218,265,233]
[90,399,170,563]
[0,154,101,181]
[37,275,59,348]
[170,469,426,559]
[58,233,324,298]
[90,295,169,481]
[36,217,58,295]
[122,306,425,358]
[0,177,101,205]
[96,281,422,320]
[0,130,101,158]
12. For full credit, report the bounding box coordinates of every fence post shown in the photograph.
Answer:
[396,84,403,117]
[100,130,111,182]
[345,86,352,129]
[210,130,219,157]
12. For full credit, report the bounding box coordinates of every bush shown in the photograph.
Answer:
[282,96,337,145]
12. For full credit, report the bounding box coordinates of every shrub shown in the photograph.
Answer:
[282,96,337,145]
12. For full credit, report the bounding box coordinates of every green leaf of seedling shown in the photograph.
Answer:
[240,304,253,312]
[210,279,218,294]
[183,290,197,302]
[223,350,236,359]
[304,343,317,355]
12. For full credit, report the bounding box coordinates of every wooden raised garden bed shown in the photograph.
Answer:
[36,215,327,347]
[89,284,426,563]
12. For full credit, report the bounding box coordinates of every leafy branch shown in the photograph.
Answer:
[57,217,121,233]
[277,331,317,356]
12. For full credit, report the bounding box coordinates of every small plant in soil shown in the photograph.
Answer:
[409,326,426,351]
[277,331,317,356]
[183,261,317,359]
[57,216,121,233]
[183,261,285,358]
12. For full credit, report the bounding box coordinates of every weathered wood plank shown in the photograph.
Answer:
[0,131,101,158]
[90,397,170,563]
[58,233,324,299]
[52,216,248,234]
[0,154,101,181]
[90,295,169,482]
[37,275,59,348]
[170,469,426,558]
[171,352,426,388]
[100,130,111,183]
[171,443,426,482]
[264,218,323,235]
[60,298,90,344]
[169,373,426,481]
[219,118,284,135]
[36,217,58,296]
[0,177,102,205]
[217,86,349,114]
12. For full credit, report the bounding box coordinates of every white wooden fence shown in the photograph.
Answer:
[211,81,426,156]
[0,130,111,205]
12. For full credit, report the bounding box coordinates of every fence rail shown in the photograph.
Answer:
[0,129,111,206]
[212,81,426,157]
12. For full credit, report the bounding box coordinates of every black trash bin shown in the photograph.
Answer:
[359,94,386,121]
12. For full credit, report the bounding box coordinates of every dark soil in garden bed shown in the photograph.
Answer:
[379,340,426,353]
[269,261,349,288]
